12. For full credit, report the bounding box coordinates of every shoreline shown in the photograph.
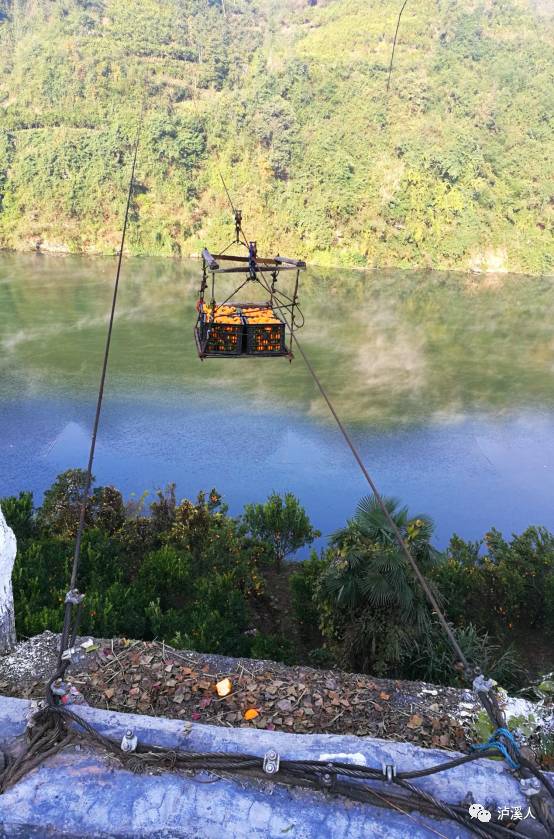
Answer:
[0,245,550,280]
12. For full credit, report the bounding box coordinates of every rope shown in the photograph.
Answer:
[219,171,237,217]
[50,99,146,696]
[471,728,520,771]
[386,1,410,93]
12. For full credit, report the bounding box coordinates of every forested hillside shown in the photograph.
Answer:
[0,0,552,273]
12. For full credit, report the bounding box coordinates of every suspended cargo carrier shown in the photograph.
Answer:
[194,209,305,360]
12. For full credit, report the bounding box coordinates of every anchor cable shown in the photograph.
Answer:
[50,100,146,693]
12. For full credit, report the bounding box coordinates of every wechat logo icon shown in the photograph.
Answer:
[468,803,492,823]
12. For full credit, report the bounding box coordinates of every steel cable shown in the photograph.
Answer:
[0,705,536,839]
[49,97,146,698]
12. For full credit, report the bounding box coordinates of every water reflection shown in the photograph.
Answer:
[1,253,554,547]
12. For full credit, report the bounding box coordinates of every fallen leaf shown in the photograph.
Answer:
[243,708,260,721]
[379,691,391,701]
[407,714,424,730]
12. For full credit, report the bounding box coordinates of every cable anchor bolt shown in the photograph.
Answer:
[321,763,336,789]
[121,729,138,753]
[263,749,280,775]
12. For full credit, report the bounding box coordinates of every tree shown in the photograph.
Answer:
[37,468,91,537]
[242,492,320,566]
[317,495,442,674]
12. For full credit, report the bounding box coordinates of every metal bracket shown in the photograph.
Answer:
[234,209,242,243]
[262,750,280,775]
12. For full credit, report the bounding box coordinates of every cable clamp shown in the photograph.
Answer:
[471,727,520,770]
[262,750,280,775]
[382,763,397,783]
[321,765,335,789]
[65,588,85,606]
[473,674,496,695]
[520,777,541,797]
[121,729,138,753]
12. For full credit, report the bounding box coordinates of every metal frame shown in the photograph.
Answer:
[195,212,306,361]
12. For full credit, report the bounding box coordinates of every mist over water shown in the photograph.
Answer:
[2,252,554,551]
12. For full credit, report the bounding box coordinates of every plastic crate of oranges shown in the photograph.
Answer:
[199,303,243,354]
[241,305,286,355]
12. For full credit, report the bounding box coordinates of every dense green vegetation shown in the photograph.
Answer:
[0,0,552,273]
[291,495,552,688]
[2,472,308,659]
[3,472,554,688]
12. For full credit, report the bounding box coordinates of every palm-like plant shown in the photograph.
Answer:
[320,496,442,675]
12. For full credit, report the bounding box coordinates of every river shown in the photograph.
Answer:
[1,252,554,552]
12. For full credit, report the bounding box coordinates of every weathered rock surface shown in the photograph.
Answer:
[0,506,16,653]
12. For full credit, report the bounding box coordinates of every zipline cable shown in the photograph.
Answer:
[219,171,239,220]
[287,332,553,830]
[387,1,410,93]
[208,196,552,825]
[51,98,146,689]
[290,333,470,672]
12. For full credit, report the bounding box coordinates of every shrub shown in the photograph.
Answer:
[36,468,91,537]
[243,492,320,566]
[433,527,554,637]
[249,633,297,665]
[6,472,270,657]
[405,621,527,691]
[289,551,326,647]
[0,492,35,541]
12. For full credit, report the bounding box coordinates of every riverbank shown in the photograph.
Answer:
[1,241,550,279]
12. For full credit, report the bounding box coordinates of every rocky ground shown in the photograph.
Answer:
[1,632,552,766]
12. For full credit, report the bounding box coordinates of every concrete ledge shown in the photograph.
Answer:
[1,695,552,838]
